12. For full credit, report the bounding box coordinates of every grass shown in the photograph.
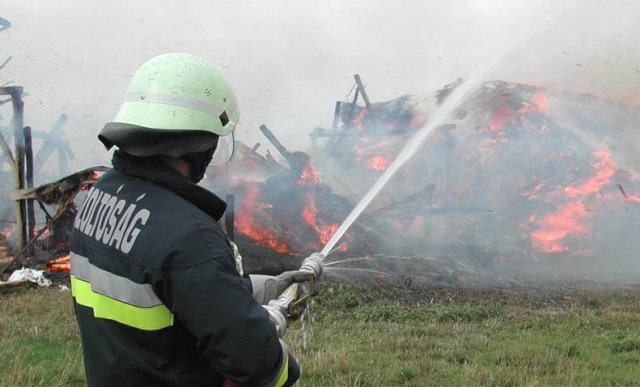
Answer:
[0,287,84,387]
[2,284,640,386]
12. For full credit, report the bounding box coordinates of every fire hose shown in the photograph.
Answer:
[222,254,323,387]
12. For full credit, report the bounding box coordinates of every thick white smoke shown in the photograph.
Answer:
[1,0,638,179]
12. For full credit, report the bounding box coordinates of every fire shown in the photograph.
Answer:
[407,114,426,128]
[564,150,615,198]
[225,154,345,256]
[529,149,615,254]
[353,109,367,130]
[234,183,295,254]
[485,90,548,136]
[301,193,346,251]
[530,202,591,253]
[487,102,516,134]
[352,136,398,171]
[34,226,51,239]
[235,213,293,254]
[298,163,321,186]
[46,254,71,272]
[367,155,392,171]
[532,90,549,113]
[81,171,103,191]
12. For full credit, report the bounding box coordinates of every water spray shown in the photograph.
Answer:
[273,56,507,320]
[277,15,561,319]
[320,59,505,259]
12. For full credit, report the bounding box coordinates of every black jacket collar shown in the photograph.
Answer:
[112,151,227,221]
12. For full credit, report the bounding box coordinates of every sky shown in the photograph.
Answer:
[0,0,639,179]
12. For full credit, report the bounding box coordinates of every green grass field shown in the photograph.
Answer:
[1,283,640,386]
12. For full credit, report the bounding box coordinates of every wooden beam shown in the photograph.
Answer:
[0,56,12,71]
[259,124,295,167]
[328,88,359,153]
[8,87,27,252]
[354,74,371,109]
[24,126,36,248]
[0,208,61,273]
[0,86,22,96]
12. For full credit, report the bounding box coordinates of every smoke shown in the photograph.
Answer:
[1,0,638,173]
[1,0,639,283]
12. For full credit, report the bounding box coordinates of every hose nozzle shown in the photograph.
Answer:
[299,252,324,278]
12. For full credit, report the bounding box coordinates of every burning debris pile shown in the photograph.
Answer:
[0,81,101,282]
[2,76,638,288]
[1,167,105,276]
[210,78,640,285]
[206,126,371,274]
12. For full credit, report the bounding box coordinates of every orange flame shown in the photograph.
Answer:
[301,193,346,251]
[531,202,591,253]
[530,149,615,253]
[486,91,547,136]
[298,163,321,186]
[46,254,71,272]
[367,155,392,171]
[488,103,517,134]
[564,150,615,198]
[532,90,549,113]
[407,114,426,128]
[353,109,367,130]
[235,183,294,254]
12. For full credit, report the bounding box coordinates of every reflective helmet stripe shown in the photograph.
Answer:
[101,53,240,156]
[125,92,237,119]
[71,252,173,331]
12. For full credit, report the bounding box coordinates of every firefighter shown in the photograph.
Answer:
[70,53,324,387]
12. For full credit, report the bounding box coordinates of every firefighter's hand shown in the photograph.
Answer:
[250,271,313,305]
[250,252,324,305]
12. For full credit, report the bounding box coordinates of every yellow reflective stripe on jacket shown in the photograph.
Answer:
[274,355,289,387]
[71,274,173,331]
[70,252,174,331]
[71,253,163,307]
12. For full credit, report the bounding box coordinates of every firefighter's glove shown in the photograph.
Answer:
[263,305,288,338]
[250,252,324,305]
[250,271,312,305]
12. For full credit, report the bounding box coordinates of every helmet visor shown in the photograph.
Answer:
[210,130,235,166]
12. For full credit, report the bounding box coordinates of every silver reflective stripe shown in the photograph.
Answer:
[70,252,163,308]
[126,92,232,117]
[226,98,238,120]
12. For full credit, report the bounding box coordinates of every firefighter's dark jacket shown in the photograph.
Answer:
[70,151,285,386]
